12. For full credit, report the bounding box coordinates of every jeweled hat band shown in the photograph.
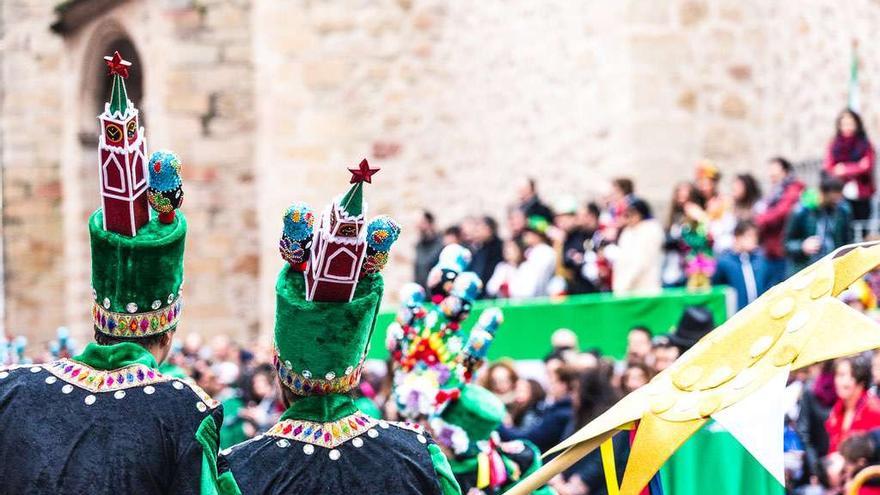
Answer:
[93,296,182,337]
[274,351,364,396]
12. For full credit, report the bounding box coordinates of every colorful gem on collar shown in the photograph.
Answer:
[44,358,171,393]
[267,412,378,449]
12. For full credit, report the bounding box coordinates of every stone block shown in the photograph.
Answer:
[302,59,349,90]
[720,93,748,119]
[679,0,708,27]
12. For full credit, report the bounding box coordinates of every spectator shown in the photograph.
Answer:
[694,160,735,254]
[712,220,770,311]
[666,306,716,354]
[486,239,524,299]
[481,360,519,408]
[826,356,880,454]
[785,177,853,272]
[651,337,681,373]
[510,378,547,429]
[604,177,635,241]
[797,361,837,487]
[663,181,708,287]
[516,177,555,224]
[625,326,653,366]
[839,429,880,495]
[755,157,805,287]
[414,210,443,289]
[192,361,247,448]
[732,173,762,221]
[551,328,580,353]
[824,109,876,223]
[612,197,664,295]
[508,207,528,242]
[512,219,558,298]
[499,364,579,452]
[621,363,652,394]
[468,215,504,297]
[553,198,599,295]
[442,225,463,246]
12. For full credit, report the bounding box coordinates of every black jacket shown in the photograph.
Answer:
[0,360,223,495]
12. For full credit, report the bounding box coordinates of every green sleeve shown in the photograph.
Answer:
[428,443,463,495]
[195,411,242,495]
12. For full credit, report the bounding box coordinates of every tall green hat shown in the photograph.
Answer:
[91,52,186,339]
[90,209,186,337]
[274,160,401,396]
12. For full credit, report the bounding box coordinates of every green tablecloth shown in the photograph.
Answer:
[660,420,784,495]
[367,287,730,361]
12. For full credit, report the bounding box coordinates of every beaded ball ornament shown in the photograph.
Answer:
[147,150,184,224]
[280,202,316,272]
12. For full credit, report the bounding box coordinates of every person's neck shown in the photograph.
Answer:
[845,389,864,411]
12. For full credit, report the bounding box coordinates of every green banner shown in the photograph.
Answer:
[368,287,730,361]
[661,420,783,495]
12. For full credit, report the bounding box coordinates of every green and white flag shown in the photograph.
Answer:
[849,40,860,112]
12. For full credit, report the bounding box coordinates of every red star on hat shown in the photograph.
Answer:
[348,159,380,184]
[104,51,132,79]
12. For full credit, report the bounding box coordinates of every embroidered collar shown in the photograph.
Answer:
[267,411,378,449]
[267,395,429,449]
[45,358,171,393]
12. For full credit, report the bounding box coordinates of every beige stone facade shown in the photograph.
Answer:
[2,0,879,348]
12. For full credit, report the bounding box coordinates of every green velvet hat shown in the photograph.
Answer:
[440,384,506,445]
[273,160,400,396]
[274,266,383,394]
[90,210,186,338]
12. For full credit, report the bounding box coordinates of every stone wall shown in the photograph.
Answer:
[1,0,66,345]
[3,0,880,347]
[3,0,258,347]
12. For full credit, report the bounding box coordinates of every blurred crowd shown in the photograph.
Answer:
[416,109,876,314]
[3,108,880,494]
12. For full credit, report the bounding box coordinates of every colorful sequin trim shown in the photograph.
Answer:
[266,412,378,449]
[93,298,182,337]
[180,378,221,409]
[45,359,171,393]
[274,353,363,396]
[390,420,428,436]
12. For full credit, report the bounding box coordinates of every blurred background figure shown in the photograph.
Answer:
[755,157,804,287]
[414,210,443,290]
[785,177,853,272]
[824,109,876,224]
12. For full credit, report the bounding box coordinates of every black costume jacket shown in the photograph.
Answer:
[0,343,228,495]
[225,394,460,495]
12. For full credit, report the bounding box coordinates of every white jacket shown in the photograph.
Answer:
[612,218,664,295]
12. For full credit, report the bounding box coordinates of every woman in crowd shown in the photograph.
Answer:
[486,239,524,298]
[826,356,880,455]
[731,173,762,221]
[824,109,876,223]
[663,181,711,288]
[693,160,735,254]
[509,378,547,430]
[612,197,665,295]
[481,360,519,408]
[620,363,652,394]
[754,157,804,287]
